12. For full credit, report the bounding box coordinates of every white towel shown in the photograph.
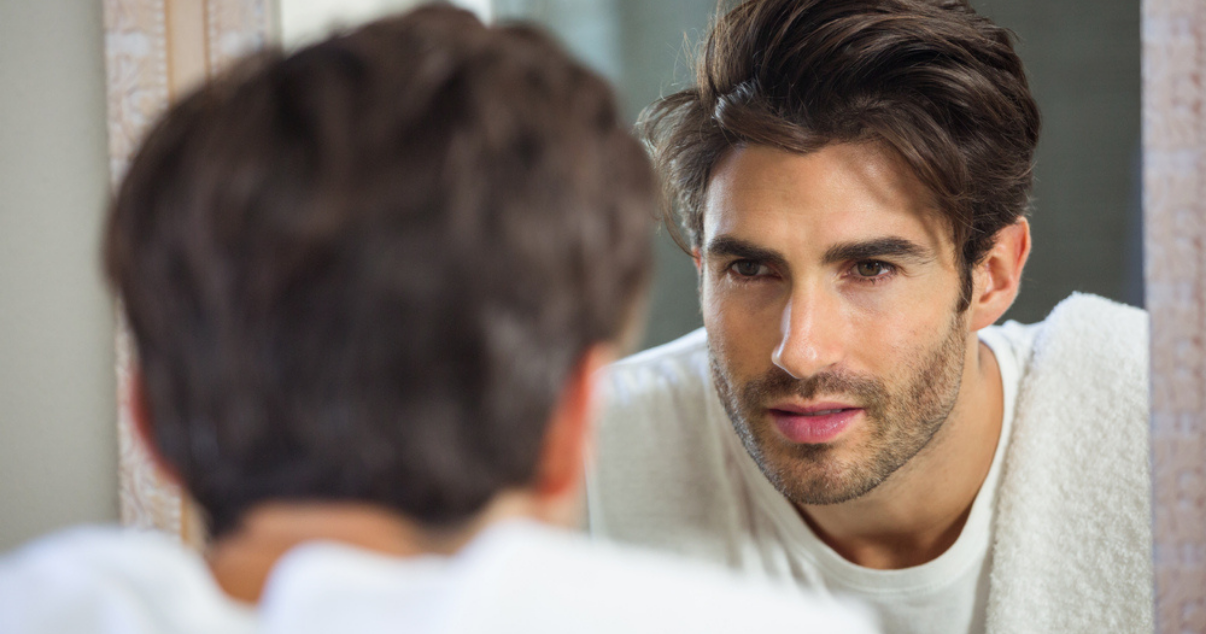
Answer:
[987,293,1153,632]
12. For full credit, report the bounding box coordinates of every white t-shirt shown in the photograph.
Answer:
[0,520,879,634]
[588,323,1039,634]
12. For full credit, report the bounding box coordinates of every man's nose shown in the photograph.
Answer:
[771,289,844,379]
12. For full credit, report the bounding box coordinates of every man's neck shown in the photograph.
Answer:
[798,339,1005,570]
[206,496,533,603]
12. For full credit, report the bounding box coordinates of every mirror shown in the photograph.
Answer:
[277,0,1141,348]
[493,0,1143,347]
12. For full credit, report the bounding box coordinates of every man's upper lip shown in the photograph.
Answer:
[769,401,861,415]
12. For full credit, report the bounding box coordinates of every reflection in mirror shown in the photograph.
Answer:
[276,0,1141,348]
[498,0,1141,348]
[559,2,1152,632]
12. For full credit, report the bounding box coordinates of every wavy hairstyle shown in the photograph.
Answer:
[642,0,1040,306]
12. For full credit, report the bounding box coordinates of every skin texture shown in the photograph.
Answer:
[699,142,1030,569]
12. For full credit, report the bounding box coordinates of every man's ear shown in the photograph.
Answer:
[127,367,183,486]
[969,218,1031,331]
[692,247,702,272]
[531,343,615,519]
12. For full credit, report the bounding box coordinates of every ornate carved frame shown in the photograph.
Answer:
[102,0,1204,627]
[1144,1,1206,630]
[103,0,272,549]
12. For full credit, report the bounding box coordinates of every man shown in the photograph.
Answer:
[587,1,1151,632]
[0,7,877,633]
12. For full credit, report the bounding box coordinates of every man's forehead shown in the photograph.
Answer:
[701,142,954,258]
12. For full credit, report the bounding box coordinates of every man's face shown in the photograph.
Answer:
[700,142,971,506]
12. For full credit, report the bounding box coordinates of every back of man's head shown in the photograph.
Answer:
[643,0,1040,306]
[104,6,654,539]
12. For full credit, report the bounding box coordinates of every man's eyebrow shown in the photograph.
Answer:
[823,237,935,265]
[705,236,787,267]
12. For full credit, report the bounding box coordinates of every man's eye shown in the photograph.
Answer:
[854,261,892,278]
[732,260,767,277]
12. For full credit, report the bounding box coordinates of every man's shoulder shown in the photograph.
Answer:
[1021,292,1148,382]
[455,522,879,633]
[0,525,198,590]
[988,293,1153,631]
[1042,290,1146,348]
[590,328,746,556]
[0,526,253,634]
[274,522,879,633]
[605,328,711,398]
[597,327,720,448]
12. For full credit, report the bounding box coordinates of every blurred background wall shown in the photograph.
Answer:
[281,0,492,46]
[0,1,117,550]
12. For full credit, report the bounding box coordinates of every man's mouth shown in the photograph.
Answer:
[768,402,862,444]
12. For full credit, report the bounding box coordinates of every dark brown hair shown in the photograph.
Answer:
[642,0,1040,304]
[104,6,654,538]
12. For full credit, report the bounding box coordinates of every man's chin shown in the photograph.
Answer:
[754,440,885,506]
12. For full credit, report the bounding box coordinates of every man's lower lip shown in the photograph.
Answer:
[770,409,862,444]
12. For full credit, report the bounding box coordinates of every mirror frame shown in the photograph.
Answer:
[103,0,275,550]
[1142,1,1205,630]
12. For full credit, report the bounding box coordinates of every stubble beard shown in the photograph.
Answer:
[710,312,968,506]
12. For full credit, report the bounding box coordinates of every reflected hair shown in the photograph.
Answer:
[642,0,1040,306]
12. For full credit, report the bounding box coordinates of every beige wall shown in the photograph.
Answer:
[0,1,117,550]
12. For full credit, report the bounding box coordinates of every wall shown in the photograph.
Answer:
[280,0,491,48]
[0,1,117,550]
[975,0,1143,323]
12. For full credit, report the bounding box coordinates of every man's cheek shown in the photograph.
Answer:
[711,320,774,382]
